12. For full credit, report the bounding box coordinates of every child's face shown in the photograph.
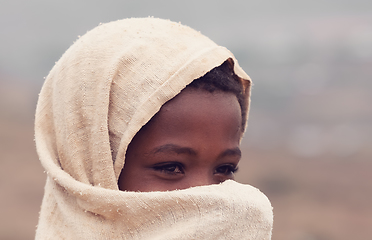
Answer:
[118,88,242,192]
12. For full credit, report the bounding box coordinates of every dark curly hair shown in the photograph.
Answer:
[185,59,246,131]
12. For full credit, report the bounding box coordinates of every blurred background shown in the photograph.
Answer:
[1,0,371,239]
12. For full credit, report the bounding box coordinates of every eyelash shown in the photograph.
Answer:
[215,164,238,175]
[152,162,185,175]
[152,162,238,176]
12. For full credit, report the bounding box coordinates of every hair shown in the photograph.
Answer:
[185,59,246,131]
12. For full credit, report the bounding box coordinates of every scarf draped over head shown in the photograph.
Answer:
[35,18,273,239]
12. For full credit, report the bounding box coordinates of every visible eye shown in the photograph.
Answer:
[214,164,238,176]
[152,162,185,175]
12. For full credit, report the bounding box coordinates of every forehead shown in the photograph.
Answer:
[162,88,240,113]
[119,88,243,192]
[140,88,242,143]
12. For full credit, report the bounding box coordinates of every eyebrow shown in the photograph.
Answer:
[151,144,241,159]
[152,144,197,156]
[219,147,241,158]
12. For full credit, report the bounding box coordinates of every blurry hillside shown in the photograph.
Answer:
[0,76,45,239]
[234,15,372,240]
[1,1,372,240]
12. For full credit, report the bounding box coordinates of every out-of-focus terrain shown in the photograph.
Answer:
[1,1,372,239]
[0,78,44,239]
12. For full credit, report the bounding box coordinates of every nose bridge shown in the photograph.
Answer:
[186,168,215,188]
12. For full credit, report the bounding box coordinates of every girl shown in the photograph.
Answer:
[35,18,273,239]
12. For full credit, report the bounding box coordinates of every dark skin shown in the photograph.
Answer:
[118,88,242,192]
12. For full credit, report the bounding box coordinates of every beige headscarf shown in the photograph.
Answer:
[35,18,273,239]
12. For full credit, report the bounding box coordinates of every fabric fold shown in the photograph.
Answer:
[35,17,273,239]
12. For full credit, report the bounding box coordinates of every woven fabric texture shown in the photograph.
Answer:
[35,18,273,239]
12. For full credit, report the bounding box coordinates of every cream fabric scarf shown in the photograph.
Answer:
[35,18,273,239]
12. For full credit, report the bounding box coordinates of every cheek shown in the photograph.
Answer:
[119,162,158,192]
[119,167,183,192]
[118,134,149,191]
